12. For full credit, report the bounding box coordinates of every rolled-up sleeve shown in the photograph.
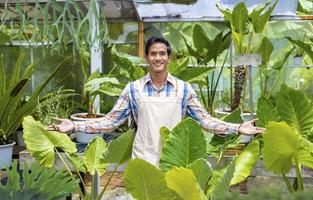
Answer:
[186,83,240,135]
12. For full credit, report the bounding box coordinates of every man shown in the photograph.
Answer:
[48,36,264,166]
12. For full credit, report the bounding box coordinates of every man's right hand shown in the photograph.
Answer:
[46,117,75,133]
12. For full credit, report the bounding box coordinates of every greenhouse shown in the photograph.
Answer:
[0,0,313,199]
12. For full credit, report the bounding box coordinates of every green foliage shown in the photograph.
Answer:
[22,116,76,167]
[286,37,313,62]
[83,137,108,176]
[0,55,67,143]
[159,118,207,172]
[32,88,77,125]
[263,121,313,174]
[124,158,174,200]
[165,167,207,200]
[256,97,280,127]
[207,161,236,199]
[187,158,212,191]
[276,84,313,137]
[230,139,259,185]
[0,161,78,200]
[221,107,244,124]
[103,129,135,164]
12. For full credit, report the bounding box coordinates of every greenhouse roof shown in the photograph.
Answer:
[0,0,310,22]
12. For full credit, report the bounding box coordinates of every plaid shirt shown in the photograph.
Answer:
[74,73,240,134]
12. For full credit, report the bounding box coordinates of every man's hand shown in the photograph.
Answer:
[46,117,75,133]
[238,119,265,135]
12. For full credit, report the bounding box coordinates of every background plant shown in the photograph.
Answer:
[22,115,135,200]
[0,161,78,200]
[0,54,67,144]
[217,1,278,111]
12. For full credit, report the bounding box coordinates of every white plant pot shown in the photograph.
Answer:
[70,113,106,144]
[215,109,256,143]
[0,141,16,169]
[17,130,25,147]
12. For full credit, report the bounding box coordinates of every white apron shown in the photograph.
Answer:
[131,93,182,166]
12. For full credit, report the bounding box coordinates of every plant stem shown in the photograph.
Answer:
[96,163,120,200]
[282,174,295,194]
[55,149,86,199]
[295,160,304,191]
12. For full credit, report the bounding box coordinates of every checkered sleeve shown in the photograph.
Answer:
[185,83,240,135]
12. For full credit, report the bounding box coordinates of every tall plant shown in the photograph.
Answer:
[0,54,67,144]
[182,24,231,114]
[217,1,278,110]
[257,84,313,192]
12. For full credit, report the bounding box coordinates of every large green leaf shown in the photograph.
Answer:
[232,2,249,35]
[276,84,313,136]
[263,122,300,174]
[193,24,211,54]
[258,37,273,65]
[168,57,189,76]
[0,161,78,200]
[272,47,293,71]
[160,127,171,146]
[286,37,313,62]
[103,129,135,164]
[256,97,280,127]
[160,118,207,172]
[207,161,236,199]
[250,1,277,33]
[125,159,174,200]
[230,139,259,185]
[22,116,76,167]
[221,107,244,124]
[177,67,213,85]
[188,158,212,191]
[165,167,207,200]
[83,137,108,175]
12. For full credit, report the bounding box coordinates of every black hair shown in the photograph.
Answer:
[145,36,172,56]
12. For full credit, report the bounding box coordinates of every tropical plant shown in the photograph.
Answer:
[286,36,313,63]
[0,160,78,200]
[83,47,146,114]
[182,24,231,114]
[217,1,278,111]
[0,54,67,144]
[22,115,135,200]
[124,118,260,200]
[257,84,313,192]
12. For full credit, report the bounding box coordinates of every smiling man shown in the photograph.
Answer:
[48,36,265,166]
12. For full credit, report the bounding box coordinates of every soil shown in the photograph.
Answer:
[75,113,104,118]
[0,139,13,145]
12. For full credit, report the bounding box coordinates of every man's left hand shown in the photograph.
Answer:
[238,119,265,135]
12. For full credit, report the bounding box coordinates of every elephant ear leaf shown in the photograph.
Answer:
[230,139,259,185]
[160,118,207,172]
[207,161,236,199]
[188,158,212,191]
[262,122,300,174]
[276,84,313,136]
[83,137,108,176]
[256,97,280,127]
[125,159,174,200]
[22,116,76,167]
[165,167,207,200]
[103,129,135,164]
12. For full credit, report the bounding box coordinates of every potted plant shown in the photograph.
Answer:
[286,34,313,67]
[0,54,67,169]
[71,48,145,143]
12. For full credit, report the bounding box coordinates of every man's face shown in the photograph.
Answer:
[146,43,171,74]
